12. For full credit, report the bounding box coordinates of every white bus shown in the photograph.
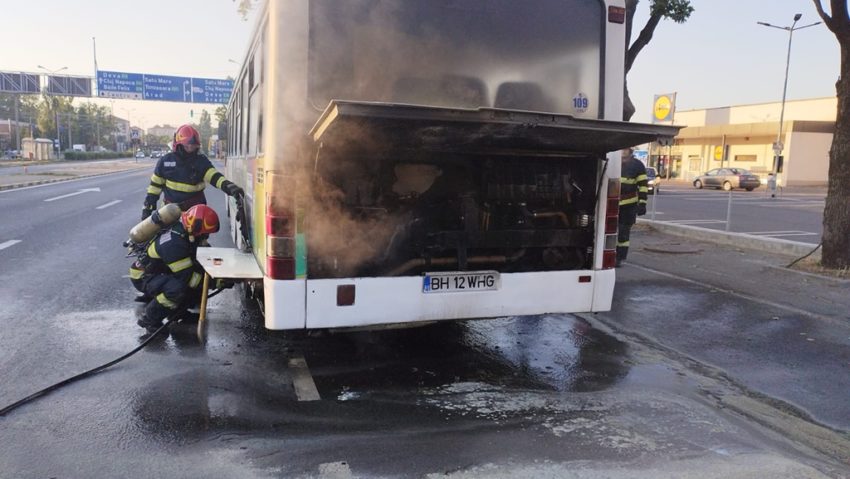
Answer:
[218,0,678,330]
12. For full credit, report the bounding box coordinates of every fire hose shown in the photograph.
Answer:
[0,287,226,417]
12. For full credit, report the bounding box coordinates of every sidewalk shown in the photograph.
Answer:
[0,158,149,190]
[591,223,850,442]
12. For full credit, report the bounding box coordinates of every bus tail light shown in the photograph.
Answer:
[603,178,620,269]
[266,172,296,280]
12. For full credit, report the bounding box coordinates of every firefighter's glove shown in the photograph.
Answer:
[141,205,155,221]
[637,204,647,216]
[222,181,244,198]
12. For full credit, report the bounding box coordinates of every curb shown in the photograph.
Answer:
[0,166,149,191]
[638,219,822,261]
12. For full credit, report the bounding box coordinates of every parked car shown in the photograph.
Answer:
[135,150,146,158]
[150,150,161,159]
[693,168,761,191]
[646,166,659,194]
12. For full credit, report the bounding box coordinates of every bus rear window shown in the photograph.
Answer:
[308,0,604,118]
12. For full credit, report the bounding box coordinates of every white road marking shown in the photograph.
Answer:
[754,232,819,238]
[96,200,122,210]
[0,240,22,251]
[664,219,727,225]
[44,187,101,202]
[289,355,321,401]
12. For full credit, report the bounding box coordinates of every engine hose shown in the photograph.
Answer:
[0,319,174,417]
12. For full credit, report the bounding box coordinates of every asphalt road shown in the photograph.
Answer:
[648,183,824,244]
[0,172,847,478]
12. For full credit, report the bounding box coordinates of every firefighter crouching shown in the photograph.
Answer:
[142,124,243,219]
[130,204,225,333]
[617,148,648,266]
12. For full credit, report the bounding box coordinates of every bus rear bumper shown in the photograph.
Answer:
[263,269,615,330]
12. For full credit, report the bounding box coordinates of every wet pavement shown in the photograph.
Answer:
[1,168,849,477]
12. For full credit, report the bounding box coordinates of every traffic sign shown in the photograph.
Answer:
[772,141,784,156]
[191,77,234,104]
[714,145,723,161]
[97,70,143,99]
[143,74,192,102]
[96,70,231,104]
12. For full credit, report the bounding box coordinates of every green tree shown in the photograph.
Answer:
[197,109,213,153]
[813,0,850,268]
[623,0,694,121]
[0,93,41,149]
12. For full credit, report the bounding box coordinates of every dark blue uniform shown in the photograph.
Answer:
[143,150,233,212]
[617,154,648,265]
[130,222,205,328]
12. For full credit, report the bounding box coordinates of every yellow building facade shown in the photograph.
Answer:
[654,97,835,186]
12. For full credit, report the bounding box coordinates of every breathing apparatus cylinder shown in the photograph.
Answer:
[127,203,183,244]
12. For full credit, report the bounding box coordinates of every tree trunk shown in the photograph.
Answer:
[623,83,636,121]
[822,42,850,268]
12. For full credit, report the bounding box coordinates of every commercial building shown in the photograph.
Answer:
[652,97,835,186]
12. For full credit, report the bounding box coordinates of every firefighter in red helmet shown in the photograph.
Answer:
[141,124,243,219]
[131,204,222,332]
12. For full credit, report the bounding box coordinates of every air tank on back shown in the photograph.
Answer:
[126,203,183,245]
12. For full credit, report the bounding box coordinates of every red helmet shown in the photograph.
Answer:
[174,124,201,149]
[181,204,220,236]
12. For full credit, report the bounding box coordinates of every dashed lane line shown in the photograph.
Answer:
[96,200,122,210]
[0,240,22,251]
[288,355,321,401]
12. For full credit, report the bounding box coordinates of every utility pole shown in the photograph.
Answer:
[757,14,821,186]
[13,93,20,153]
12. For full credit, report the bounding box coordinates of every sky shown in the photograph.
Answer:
[0,0,257,130]
[0,0,842,131]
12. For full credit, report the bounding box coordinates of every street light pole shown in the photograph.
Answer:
[37,65,68,157]
[757,14,821,186]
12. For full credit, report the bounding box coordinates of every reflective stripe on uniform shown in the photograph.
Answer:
[621,177,638,184]
[146,242,160,259]
[129,267,144,279]
[203,167,218,184]
[635,174,648,182]
[619,196,639,206]
[165,179,206,193]
[638,186,649,193]
[168,257,193,273]
[156,293,178,309]
[617,240,630,247]
[146,185,162,195]
[150,174,165,185]
[189,272,202,288]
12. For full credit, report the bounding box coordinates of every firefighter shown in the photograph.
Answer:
[617,147,648,266]
[130,204,220,332]
[142,124,243,220]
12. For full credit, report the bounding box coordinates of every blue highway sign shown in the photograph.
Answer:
[191,78,234,104]
[97,71,143,99]
[96,70,231,104]
[143,74,192,102]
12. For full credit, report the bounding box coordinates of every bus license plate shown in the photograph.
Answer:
[422,271,500,293]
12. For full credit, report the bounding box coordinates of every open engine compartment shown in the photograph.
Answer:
[307,152,600,278]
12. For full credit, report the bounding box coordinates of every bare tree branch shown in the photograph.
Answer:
[626,13,662,74]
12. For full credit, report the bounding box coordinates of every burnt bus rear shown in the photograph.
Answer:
[306,102,676,279]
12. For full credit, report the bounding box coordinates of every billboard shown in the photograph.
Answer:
[652,93,677,123]
[97,70,232,104]
[47,75,92,97]
[0,72,40,94]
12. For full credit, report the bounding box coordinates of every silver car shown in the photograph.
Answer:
[693,168,761,191]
